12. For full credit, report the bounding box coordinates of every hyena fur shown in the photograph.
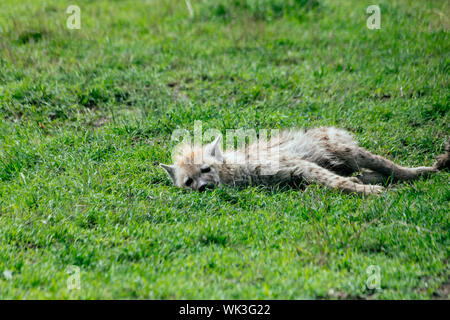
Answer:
[160,127,449,195]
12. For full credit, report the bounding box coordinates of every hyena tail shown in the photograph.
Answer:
[434,140,450,170]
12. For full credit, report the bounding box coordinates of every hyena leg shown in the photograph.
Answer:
[355,148,438,181]
[293,160,384,195]
[355,169,389,185]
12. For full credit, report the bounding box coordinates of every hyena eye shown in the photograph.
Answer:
[201,166,211,173]
[185,178,193,186]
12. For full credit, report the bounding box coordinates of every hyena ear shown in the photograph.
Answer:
[207,135,223,162]
[160,164,177,185]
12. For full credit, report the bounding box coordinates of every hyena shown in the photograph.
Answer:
[160,127,449,195]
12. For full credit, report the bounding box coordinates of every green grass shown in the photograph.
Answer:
[0,0,449,299]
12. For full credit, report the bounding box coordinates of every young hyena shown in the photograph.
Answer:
[160,127,449,195]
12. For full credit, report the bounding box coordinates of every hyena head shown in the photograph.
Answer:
[160,135,223,191]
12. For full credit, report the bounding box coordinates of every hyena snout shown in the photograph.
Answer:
[197,181,216,192]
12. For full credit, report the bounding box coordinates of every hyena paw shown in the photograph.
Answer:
[364,185,385,195]
[349,176,362,184]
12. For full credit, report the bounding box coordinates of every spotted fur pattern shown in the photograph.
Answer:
[160,127,448,195]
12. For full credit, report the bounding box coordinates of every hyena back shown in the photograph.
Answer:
[160,127,449,195]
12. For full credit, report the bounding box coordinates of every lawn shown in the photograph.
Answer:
[0,0,448,299]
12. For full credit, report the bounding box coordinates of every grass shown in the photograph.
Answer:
[0,0,448,299]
